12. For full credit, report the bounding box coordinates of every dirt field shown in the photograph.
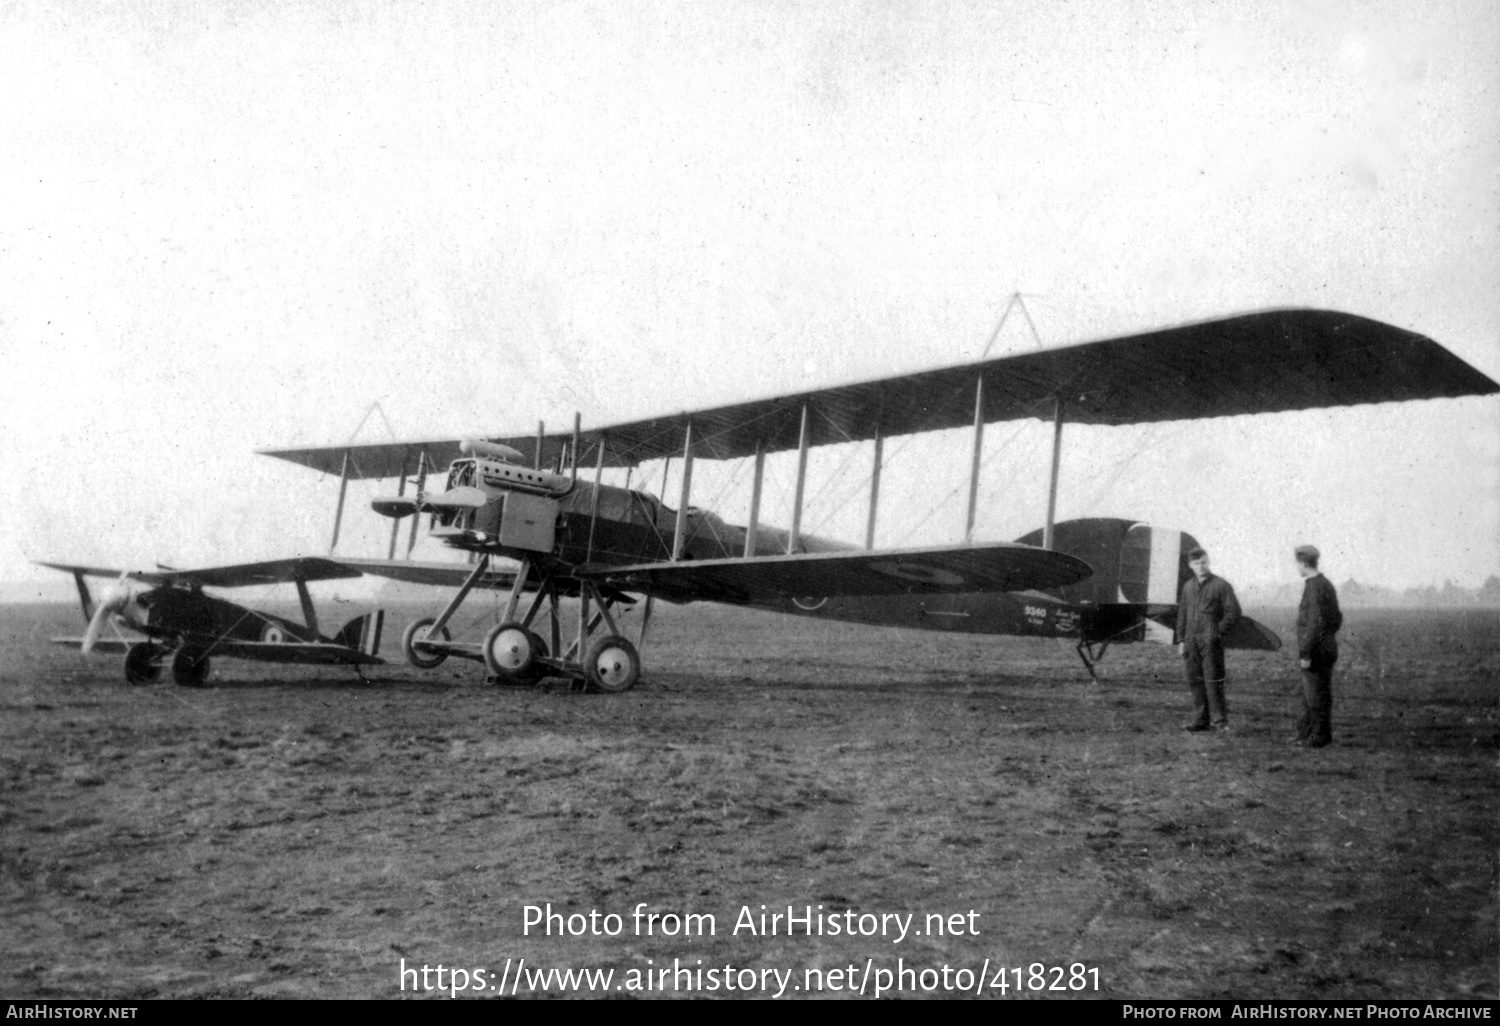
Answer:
[1,601,1495,999]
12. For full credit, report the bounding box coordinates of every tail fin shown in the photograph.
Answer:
[333,611,385,656]
[1120,524,1189,605]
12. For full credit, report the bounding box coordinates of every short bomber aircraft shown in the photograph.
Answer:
[41,558,387,686]
[258,308,1496,691]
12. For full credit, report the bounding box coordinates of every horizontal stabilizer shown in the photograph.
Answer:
[1094,603,1282,651]
[1223,616,1282,652]
[579,542,1092,604]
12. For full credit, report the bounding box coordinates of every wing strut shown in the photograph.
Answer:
[865,423,883,550]
[386,446,411,560]
[405,449,428,558]
[295,578,319,637]
[743,440,765,557]
[672,421,695,560]
[570,412,581,483]
[1044,396,1065,550]
[788,403,811,553]
[329,449,351,555]
[587,436,607,562]
[965,375,986,543]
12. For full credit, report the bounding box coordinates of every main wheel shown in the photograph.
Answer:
[123,643,162,685]
[584,635,641,693]
[171,650,210,688]
[402,617,451,669]
[483,621,546,681]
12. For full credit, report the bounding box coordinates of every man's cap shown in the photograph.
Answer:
[1187,547,1207,560]
[1295,544,1320,565]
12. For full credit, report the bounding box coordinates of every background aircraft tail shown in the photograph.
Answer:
[333,611,385,656]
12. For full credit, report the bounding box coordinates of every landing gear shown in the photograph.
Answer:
[585,635,640,693]
[484,622,548,683]
[403,617,452,669]
[1075,641,1109,681]
[409,555,653,693]
[171,649,210,687]
[122,642,162,685]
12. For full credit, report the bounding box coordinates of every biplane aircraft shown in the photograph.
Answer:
[259,308,1498,691]
[40,557,387,686]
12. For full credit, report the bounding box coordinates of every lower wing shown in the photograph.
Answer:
[206,640,384,666]
[578,541,1092,604]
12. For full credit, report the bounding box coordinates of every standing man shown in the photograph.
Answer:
[1292,545,1342,748]
[1176,547,1242,732]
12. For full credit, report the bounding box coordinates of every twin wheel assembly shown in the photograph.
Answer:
[480,621,641,693]
[399,616,641,693]
[396,557,647,693]
[120,642,211,688]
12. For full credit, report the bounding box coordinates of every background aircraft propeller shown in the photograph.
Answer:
[80,570,134,654]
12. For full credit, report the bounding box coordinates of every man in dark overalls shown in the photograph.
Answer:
[1175,547,1242,732]
[1292,544,1342,748]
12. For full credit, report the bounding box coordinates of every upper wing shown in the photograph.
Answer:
[577,542,1092,604]
[257,309,1498,477]
[35,557,364,589]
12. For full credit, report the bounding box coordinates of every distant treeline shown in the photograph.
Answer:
[1241,576,1500,609]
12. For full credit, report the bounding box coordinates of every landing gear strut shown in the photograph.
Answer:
[1075,641,1109,682]
[400,555,653,692]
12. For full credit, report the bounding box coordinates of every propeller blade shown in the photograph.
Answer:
[372,496,421,519]
[81,571,131,655]
[421,486,489,511]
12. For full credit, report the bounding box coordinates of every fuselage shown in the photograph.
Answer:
[127,586,315,648]
[416,458,1191,646]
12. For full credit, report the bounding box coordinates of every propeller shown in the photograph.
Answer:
[371,486,488,519]
[423,486,489,511]
[81,571,133,654]
[372,495,421,519]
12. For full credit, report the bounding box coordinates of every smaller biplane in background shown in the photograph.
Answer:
[39,557,388,686]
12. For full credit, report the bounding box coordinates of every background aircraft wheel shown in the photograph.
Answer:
[527,632,550,681]
[584,635,640,693]
[123,643,162,685]
[403,617,451,669]
[483,621,545,681]
[171,650,210,688]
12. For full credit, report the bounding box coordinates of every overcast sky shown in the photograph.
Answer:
[3,0,1496,600]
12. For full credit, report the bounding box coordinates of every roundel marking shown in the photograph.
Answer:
[869,561,965,587]
[261,623,288,644]
[792,596,828,610]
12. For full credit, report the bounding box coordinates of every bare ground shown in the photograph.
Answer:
[1,602,1495,999]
